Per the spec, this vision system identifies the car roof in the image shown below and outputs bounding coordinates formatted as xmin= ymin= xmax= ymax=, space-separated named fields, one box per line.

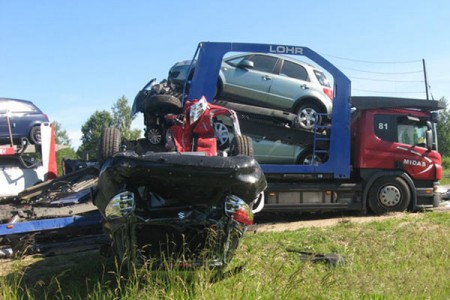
xmin=0 ymin=98 xmax=43 ymax=113
xmin=226 ymin=52 xmax=316 ymax=69
xmin=0 ymin=97 xmax=35 ymax=105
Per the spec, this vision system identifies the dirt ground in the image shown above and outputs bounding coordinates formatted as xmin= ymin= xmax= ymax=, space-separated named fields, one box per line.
xmin=252 ymin=211 xmax=413 ymax=233
xmin=251 ymin=202 xmax=450 ymax=233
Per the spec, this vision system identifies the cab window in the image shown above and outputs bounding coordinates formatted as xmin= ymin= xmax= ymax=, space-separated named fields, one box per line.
xmin=397 ymin=124 xmax=427 ymax=146
xmin=374 ymin=114 xmax=428 ymax=147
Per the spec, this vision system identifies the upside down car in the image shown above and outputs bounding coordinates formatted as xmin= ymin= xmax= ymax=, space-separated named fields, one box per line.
xmin=94 ymin=81 xmax=266 ymax=271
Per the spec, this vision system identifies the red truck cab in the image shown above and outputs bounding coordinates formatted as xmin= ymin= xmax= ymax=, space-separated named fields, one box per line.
xmin=351 ymin=97 xmax=443 ymax=213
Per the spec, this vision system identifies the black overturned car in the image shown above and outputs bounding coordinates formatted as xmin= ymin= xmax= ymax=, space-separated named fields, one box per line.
xmin=93 ymin=80 xmax=266 ymax=271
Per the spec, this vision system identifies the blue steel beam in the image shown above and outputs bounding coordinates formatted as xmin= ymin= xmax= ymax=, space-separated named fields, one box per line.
xmin=188 ymin=42 xmax=351 ymax=178
xmin=0 ymin=213 xmax=102 ymax=236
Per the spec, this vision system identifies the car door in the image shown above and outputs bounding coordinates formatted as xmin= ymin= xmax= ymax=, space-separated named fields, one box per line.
xmin=222 ymin=54 xmax=278 ymax=106
xmin=268 ymin=60 xmax=311 ymax=111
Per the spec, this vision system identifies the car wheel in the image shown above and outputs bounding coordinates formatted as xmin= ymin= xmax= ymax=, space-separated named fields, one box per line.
xmin=143 ymin=95 xmax=182 ymax=116
xmin=296 ymin=148 xmax=327 ymax=165
xmin=229 ymin=135 xmax=253 ymax=156
xmin=99 ymin=127 xmax=121 ymax=164
xmin=146 ymin=127 xmax=163 ymax=145
xmin=29 ymin=125 xmax=42 ymax=145
xmin=112 ymin=226 xmax=138 ymax=274
xmin=368 ymin=176 xmax=411 ymax=214
xmin=213 ymin=121 xmax=230 ymax=149
xmin=295 ymin=103 xmax=322 ymax=130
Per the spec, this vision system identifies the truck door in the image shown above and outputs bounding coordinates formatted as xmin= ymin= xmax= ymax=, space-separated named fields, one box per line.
xmin=370 ymin=113 xmax=438 ymax=180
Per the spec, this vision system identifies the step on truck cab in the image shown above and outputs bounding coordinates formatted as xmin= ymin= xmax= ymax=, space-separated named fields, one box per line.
xmin=186 ymin=42 xmax=443 ymax=214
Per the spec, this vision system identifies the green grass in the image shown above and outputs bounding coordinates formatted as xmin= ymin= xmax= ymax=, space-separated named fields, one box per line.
xmin=1 ymin=212 xmax=449 ymax=299
xmin=441 ymin=168 xmax=450 ymax=185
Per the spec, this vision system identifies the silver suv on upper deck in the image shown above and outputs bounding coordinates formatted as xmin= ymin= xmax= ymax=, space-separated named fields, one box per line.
xmin=168 ymin=53 xmax=334 ymax=130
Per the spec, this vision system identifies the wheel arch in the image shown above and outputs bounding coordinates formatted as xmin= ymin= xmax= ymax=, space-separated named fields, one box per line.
xmin=362 ymin=170 xmax=417 ymax=211
xmin=293 ymin=96 xmax=327 ymax=115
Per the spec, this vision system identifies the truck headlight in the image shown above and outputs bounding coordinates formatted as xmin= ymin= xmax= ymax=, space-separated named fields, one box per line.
xmin=105 ymin=191 xmax=135 ymax=220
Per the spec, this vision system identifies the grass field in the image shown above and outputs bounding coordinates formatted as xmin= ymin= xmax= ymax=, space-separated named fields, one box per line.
xmin=1 ymin=211 xmax=449 ymax=299
xmin=441 ymin=168 xmax=450 ymax=186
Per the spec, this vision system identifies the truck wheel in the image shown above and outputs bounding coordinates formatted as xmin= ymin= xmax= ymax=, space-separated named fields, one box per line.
xmin=29 ymin=125 xmax=42 ymax=145
xmin=229 ymin=135 xmax=254 ymax=156
xmin=368 ymin=176 xmax=411 ymax=214
xmin=99 ymin=127 xmax=121 ymax=164
xmin=295 ymin=103 xmax=322 ymax=130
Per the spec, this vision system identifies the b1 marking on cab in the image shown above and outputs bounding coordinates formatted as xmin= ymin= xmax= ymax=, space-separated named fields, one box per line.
xmin=269 ymin=45 xmax=303 ymax=55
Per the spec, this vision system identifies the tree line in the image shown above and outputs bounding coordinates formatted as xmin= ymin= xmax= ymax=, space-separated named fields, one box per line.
xmin=54 ymin=96 xmax=140 ymax=170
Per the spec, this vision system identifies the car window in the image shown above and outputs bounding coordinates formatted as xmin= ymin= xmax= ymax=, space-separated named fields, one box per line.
xmin=313 ymin=70 xmax=331 ymax=87
xmin=0 ymin=101 xmax=38 ymax=114
xmin=280 ymin=61 xmax=309 ymax=81
xmin=225 ymin=56 xmax=246 ymax=67
xmin=249 ymin=55 xmax=278 ymax=73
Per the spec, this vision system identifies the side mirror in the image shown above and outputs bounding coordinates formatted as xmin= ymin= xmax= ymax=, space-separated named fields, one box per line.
xmin=237 ymin=59 xmax=254 ymax=69
xmin=426 ymin=129 xmax=433 ymax=151
xmin=431 ymin=111 xmax=439 ymax=123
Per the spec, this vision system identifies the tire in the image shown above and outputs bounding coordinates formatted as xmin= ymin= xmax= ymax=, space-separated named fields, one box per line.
xmin=296 ymin=148 xmax=327 ymax=165
xmin=29 ymin=125 xmax=42 ymax=145
xmin=146 ymin=126 xmax=163 ymax=145
xmin=229 ymin=135 xmax=253 ymax=156
xmin=112 ymin=226 xmax=137 ymax=274
xmin=295 ymin=103 xmax=322 ymax=130
xmin=143 ymin=95 xmax=182 ymax=116
xmin=99 ymin=127 xmax=121 ymax=164
xmin=368 ymin=176 xmax=411 ymax=214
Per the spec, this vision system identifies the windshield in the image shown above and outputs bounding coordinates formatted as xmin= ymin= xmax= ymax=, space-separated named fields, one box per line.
xmin=398 ymin=123 xmax=428 ymax=147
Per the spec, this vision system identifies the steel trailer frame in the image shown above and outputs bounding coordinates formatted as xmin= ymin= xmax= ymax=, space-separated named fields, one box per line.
xmin=187 ymin=42 xmax=352 ymax=178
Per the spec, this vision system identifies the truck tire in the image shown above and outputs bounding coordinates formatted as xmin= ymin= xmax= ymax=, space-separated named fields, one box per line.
xmin=229 ymin=135 xmax=254 ymax=156
xmin=99 ymin=127 xmax=121 ymax=164
xmin=295 ymin=103 xmax=322 ymax=130
xmin=368 ymin=176 xmax=411 ymax=214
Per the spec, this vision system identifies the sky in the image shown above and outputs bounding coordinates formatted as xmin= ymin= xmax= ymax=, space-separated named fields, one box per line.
xmin=1 ymin=0 xmax=449 ymax=150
